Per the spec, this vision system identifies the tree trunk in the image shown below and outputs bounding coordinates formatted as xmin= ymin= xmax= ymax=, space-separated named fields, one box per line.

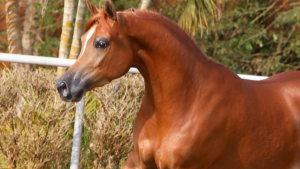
xmin=21 ymin=0 xmax=34 ymax=69
xmin=5 ymin=0 xmax=24 ymax=68
xmin=57 ymin=0 xmax=76 ymax=74
xmin=69 ymin=0 xmax=87 ymax=59
xmin=0 ymin=2 xmax=11 ymax=69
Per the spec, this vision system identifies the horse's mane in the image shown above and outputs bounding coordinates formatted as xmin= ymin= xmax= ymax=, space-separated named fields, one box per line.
xmin=123 ymin=8 xmax=200 ymax=50
xmin=85 ymin=8 xmax=199 ymax=48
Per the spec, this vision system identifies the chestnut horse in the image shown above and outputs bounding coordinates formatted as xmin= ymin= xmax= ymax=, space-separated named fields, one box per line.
xmin=57 ymin=1 xmax=300 ymax=168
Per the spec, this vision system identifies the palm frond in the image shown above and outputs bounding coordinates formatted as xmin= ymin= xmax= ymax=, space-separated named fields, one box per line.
xmin=178 ymin=0 xmax=197 ymax=35
xmin=178 ymin=0 xmax=222 ymax=36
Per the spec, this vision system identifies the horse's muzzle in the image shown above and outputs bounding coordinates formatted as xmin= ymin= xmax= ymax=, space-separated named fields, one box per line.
xmin=57 ymin=81 xmax=70 ymax=99
xmin=56 ymin=78 xmax=85 ymax=102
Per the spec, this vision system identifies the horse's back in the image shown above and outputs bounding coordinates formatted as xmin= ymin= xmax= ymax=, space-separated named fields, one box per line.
xmin=234 ymin=71 xmax=300 ymax=169
xmin=245 ymin=71 xmax=300 ymax=114
xmin=248 ymin=71 xmax=300 ymax=84
xmin=244 ymin=71 xmax=300 ymax=108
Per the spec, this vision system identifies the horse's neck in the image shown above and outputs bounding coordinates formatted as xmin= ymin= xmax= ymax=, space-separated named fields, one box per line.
xmin=125 ymin=13 xmax=216 ymax=118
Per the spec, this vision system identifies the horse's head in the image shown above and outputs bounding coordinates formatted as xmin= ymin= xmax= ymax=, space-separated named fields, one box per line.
xmin=56 ymin=0 xmax=133 ymax=102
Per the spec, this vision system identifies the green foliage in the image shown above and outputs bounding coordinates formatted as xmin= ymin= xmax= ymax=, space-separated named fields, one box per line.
xmin=31 ymin=0 xmax=139 ymax=57
xmin=154 ymin=0 xmax=300 ymax=76
xmin=194 ymin=0 xmax=300 ymax=76
xmin=113 ymin=0 xmax=140 ymax=10
xmin=158 ymin=0 xmax=186 ymax=21
xmin=0 ymin=30 xmax=8 ymax=52
xmin=25 ymin=0 xmax=64 ymax=57
xmin=37 ymin=37 xmax=60 ymax=57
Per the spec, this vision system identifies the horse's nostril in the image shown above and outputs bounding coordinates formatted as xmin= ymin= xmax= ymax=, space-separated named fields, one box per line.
xmin=60 ymin=82 xmax=68 ymax=97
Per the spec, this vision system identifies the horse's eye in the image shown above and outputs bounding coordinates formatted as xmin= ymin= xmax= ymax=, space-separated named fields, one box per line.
xmin=94 ymin=37 xmax=110 ymax=49
xmin=95 ymin=41 xmax=108 ymax=49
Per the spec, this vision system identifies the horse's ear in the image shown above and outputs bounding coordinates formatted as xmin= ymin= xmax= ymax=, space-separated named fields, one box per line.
xmin=104 ymin=0 xmax=117 ymax=21
xmin=86 ymin=0 xmax=100 ymax=15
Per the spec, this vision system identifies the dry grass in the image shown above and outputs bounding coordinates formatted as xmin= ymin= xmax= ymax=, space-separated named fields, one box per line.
xmin=0 ymin=68 xmax=144 ymax=168
xmin=83 ymin=73 xmax=144 ymax=168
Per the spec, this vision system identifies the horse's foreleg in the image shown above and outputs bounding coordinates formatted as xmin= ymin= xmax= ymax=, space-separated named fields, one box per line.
xmin=122 ymin=151 xmax=140 ymax=169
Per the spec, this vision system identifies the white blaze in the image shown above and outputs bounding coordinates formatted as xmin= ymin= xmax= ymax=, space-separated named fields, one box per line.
xmin=78 ymin=26 xmax=96 ymax=59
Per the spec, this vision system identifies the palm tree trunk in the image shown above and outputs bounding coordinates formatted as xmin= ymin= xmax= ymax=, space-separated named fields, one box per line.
xmin=22 ymin=0 xmax=33 ymax=56
xmin=5 ymin=0 xmax=24 ymax=68
xmin=21 ymin=0 xmax=33 ymax=69
xmin=69 ymin=0 xmax=87 ymax=59
xmin=57 ymin=0 xmax=76 ymax=74
xmin=0 ymin=4 xmax=10 ymax=69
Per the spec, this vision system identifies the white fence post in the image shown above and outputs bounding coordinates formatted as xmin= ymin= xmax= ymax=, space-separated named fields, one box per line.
xmin=70 ymin=96 xmax=85 ymax=169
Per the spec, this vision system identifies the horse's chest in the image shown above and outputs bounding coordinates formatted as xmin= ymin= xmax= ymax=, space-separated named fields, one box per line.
xmin=153 ymin=138 xmax=195 ymax=169
xmin=139 ymin=132 xmax=194 ymax=169
xmin=138 ymin=121 xmax=214 ymax=168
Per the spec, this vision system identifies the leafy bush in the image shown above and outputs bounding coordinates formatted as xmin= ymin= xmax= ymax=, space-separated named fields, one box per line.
xmin=196 ymin=0 xmax=300 ymax=76
xmin=154 ymin=0 xmax=300 ymax=76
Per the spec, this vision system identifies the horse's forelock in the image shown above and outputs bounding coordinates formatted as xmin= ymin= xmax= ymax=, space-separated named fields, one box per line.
xmin=85 ymin=15 xmax=101 ymax=32
xmin=84 ymin=13 xmax=118 ymax=40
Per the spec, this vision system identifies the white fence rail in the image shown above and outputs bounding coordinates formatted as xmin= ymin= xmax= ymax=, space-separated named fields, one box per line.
xmin=0 ymin=53 xmax=268 ymax=169
xmin=0 ymin=53 xmax=141 ymax=73
xmin=0 ymin=53 xmax=268 ymax=80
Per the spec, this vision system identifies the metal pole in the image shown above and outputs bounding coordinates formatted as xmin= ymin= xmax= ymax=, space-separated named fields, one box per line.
xmin=70 ymin=96 xmax=85 ymax=169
